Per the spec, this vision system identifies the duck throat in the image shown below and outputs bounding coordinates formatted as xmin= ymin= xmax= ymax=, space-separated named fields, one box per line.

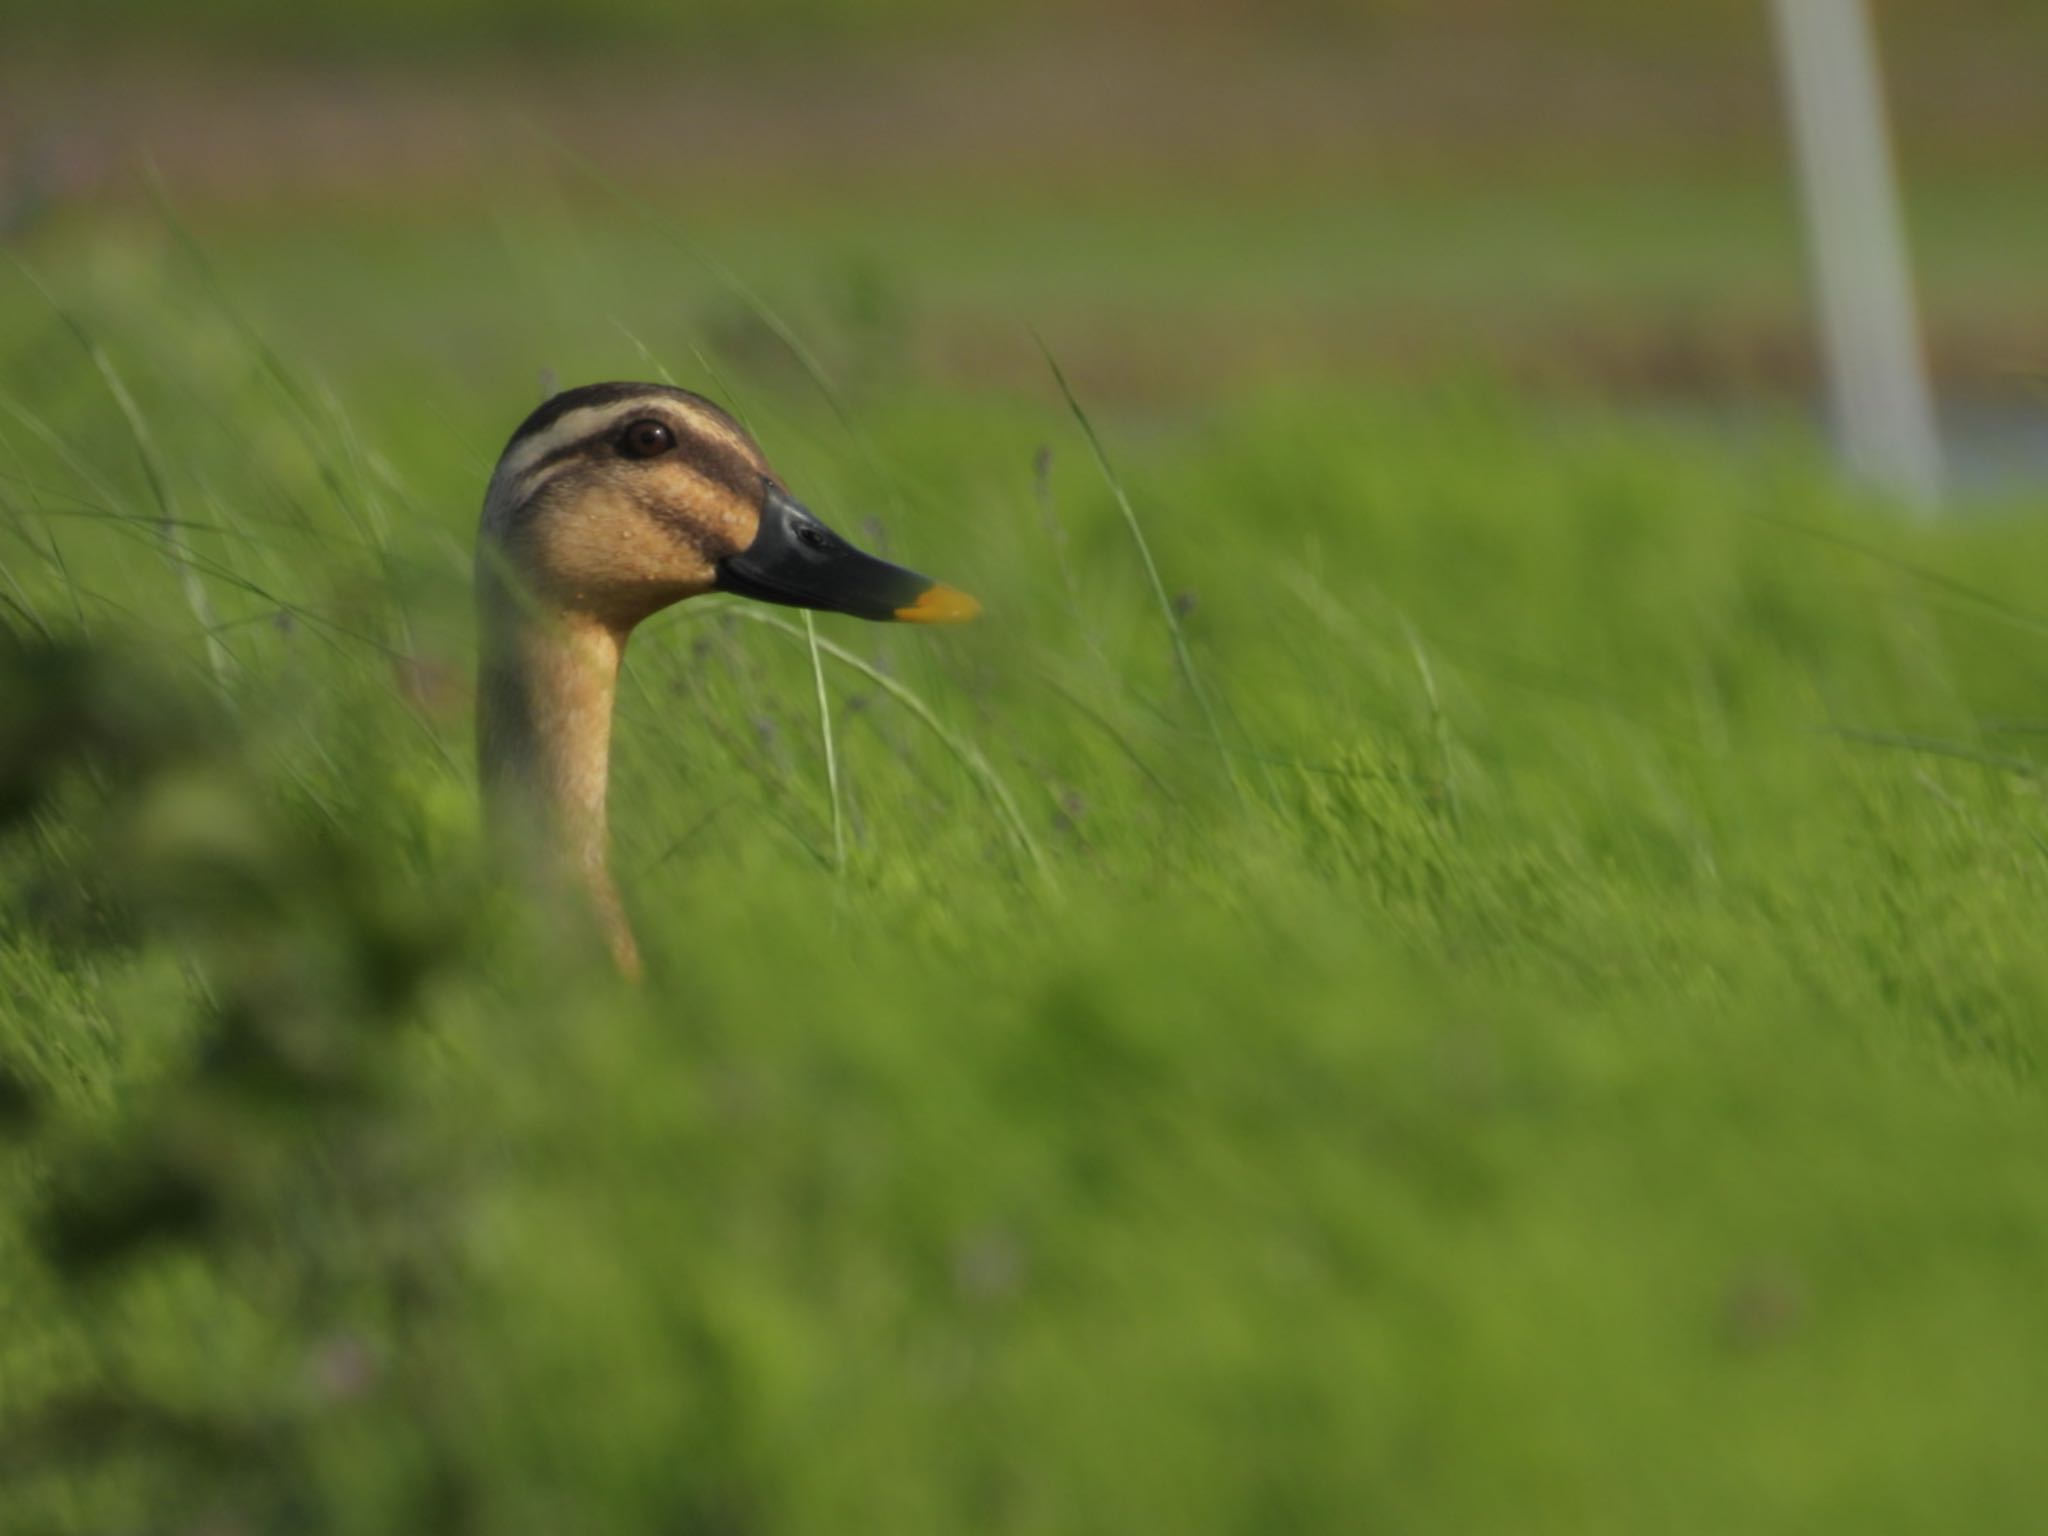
xmin=476 ymin=590 xmax=640 ymax=976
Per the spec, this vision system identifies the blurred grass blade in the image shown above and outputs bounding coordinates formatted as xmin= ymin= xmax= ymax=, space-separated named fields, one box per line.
xmin=803 ymin=610 xmax=848 ymax=874
xmin=5 ymin=256 xmax=233 ymax=686
xmin=1032 ymin=329 xmax=1248 ymax=808
xmin=712 ymin=605 xmax=1051 ymax=883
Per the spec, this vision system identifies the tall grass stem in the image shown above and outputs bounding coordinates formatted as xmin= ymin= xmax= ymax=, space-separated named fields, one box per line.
xmin=1032 ymin=330 xmax=1248 ymax=808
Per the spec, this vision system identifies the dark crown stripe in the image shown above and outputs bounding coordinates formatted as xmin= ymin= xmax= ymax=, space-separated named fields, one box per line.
xmin=501 ymin=382 xmax=769 ymax=504
xmin=501 ymin=381 xmax=746 ymax=455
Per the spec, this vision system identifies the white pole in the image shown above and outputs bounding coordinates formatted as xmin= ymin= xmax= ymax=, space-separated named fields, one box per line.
xmin=1769 ymin=0 xmax=1943 ymax=512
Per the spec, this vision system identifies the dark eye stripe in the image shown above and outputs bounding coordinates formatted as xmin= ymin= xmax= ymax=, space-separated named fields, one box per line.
xmin=504 ymin=381 xmax=747 ymax=455
xmin=621 ymin=419 xmax=676 ymax=458
xmin=670 ymin=433 xmax=762 ymax=502
xmin=516 ymin=415 xmax=762 ymax=503
xmin=519 ymin=437 xmax=602 ymax=481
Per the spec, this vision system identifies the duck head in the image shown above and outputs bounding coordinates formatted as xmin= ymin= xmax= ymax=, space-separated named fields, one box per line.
xmin=479 ymin=380 xmax=978 ymax=631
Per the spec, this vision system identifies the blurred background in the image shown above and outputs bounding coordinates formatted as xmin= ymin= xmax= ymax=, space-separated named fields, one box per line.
xmin=3 ymin=0 xmax=2043 ymax=473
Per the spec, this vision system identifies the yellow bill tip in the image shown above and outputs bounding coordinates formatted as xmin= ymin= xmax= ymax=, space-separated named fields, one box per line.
xmin=894 ymin=584 xmax=981 ymax=625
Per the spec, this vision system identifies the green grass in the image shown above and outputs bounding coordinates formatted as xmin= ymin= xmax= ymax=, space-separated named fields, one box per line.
xmin=22 ymin=167 xmax=2037 ymax=424
xmin=2 ymin=209 xmax=2048 ymax=1534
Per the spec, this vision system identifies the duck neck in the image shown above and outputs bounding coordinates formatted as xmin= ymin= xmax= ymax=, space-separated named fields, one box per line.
xmin=477 ymin=583 xmax=641 ymax=977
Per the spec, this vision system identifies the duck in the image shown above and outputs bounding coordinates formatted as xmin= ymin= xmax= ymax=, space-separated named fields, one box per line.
xmin=475 ymin=381 xmax=978 ymax=978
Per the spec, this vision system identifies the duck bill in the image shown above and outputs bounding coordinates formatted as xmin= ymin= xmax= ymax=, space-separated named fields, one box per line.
xmin=716 ymin=485 xmax=979 ymax=624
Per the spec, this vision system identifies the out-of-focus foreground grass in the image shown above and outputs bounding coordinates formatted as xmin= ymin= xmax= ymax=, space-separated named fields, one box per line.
xmin=1 ymin=210 xmax=2046 ymax=1531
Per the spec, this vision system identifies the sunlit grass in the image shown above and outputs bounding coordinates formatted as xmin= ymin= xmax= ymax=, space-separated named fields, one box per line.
xmin=2 ymin=218 xmax=2047 ymax=1534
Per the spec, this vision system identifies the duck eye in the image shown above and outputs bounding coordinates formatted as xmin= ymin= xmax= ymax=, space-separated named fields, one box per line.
xmin=620 ymin=419 xmax=676 ymax=459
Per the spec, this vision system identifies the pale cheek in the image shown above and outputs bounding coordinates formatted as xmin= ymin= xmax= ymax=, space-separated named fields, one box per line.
xmin=703 ymin=495 xmax=758 ymax=554
xmin=620 ymin=516 xmax=716 ymax=590
xmin=540 ymin=513 xmax=714 ymax=607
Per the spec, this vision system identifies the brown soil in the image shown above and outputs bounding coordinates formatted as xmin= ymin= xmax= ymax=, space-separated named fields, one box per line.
xmin=1 ymin=17 xmax=2041 ymax=209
